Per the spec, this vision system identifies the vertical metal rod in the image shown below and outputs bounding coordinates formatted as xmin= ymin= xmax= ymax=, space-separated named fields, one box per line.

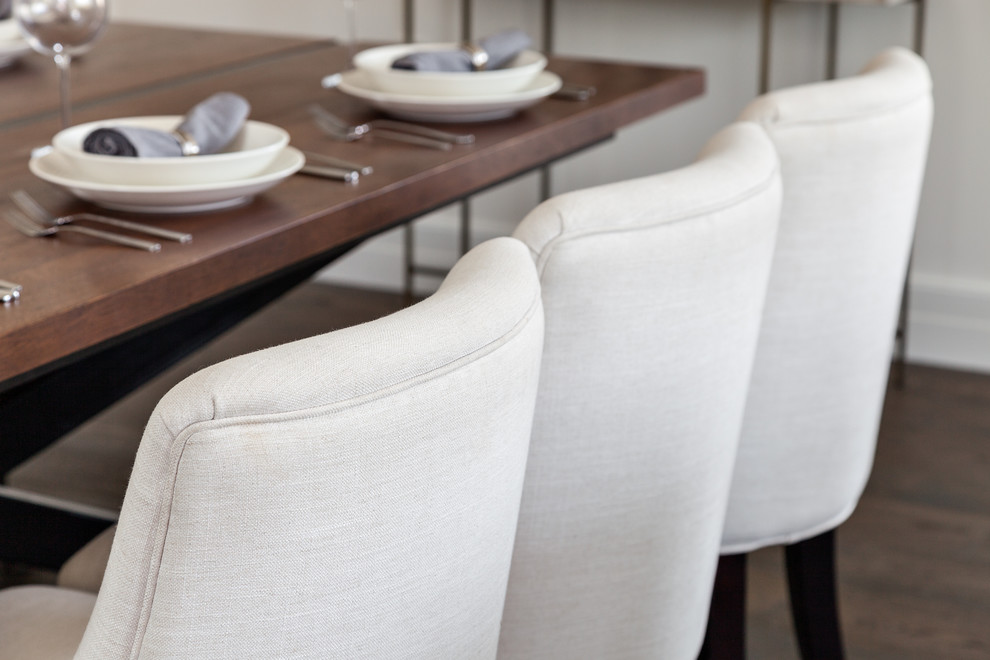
xmin=539 ymin=0 xmax=555 ymax=201
xmin=460 ymin=0 xmax=472 ymax=42
xmin=895 ymin=0 xmax=927 ymax=387
xmin=913 ymin=0 xmax=926 ymax=55
xmin=542 ymin=0 xmax=555 ymax=54
xmin=403 ymin=222 xmax=415 ymax=303
xmin=402 ymin=0 xmax=415 ymax=299
xmin=539 ymin=169 xmax=552 ymax=202
xmin=402 ymin=0 xmax=414 ymax=42
xmin=825 ymin=2 xmax=840 ymax=80
xmin=893 ymin=252 xmax=912 ymax=388
xmin=758 ymin=0 xmax=774 ymax=93
xmin=459 ymin=0 xmax=473 ymax=256
xmin=459 ymin=200 xmax=472 ymax=256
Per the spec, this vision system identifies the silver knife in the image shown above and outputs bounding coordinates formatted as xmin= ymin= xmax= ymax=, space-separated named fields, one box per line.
xmin=299 ymin=164 xmax=360 ymax=183
xmin=69 ymin=213 xmax=193 ymax=243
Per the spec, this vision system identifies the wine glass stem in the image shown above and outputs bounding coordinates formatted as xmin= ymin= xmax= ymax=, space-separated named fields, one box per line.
xmin=343 ymin=0 xmax=357 ymax=61
xmin=54 ymin=52 xmax=72 ymax=128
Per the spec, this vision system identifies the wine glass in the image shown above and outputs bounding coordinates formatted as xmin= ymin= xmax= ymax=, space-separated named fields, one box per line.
xmin=14 ymin=0 xmax=109 ymax=128
xmin=341 ymin=0 xmax=358 ymax=62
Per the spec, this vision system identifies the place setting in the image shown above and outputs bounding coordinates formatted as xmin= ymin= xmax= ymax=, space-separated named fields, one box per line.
xmin=25 ymin=92 xmax=306 ymax=215
xmin=325 ymin=29 xmax=566 ymax=123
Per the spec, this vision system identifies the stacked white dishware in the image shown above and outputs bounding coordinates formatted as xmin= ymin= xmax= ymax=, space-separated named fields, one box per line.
xmin=336 ymin=38 xmax=562 ymax=123
xmin=30 ymin=113 xmax=305 ymax=214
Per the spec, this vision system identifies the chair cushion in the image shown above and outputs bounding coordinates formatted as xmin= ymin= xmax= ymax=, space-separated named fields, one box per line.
xmin=501 ymin=123 xmax=781 ymax=659
xmin=722 ymin=48 xmax=932 ymax=552
xmin=74 ymin=237 xmax=544 ymax=659
xmin=0 ymin=585 xmax=96 ymax=660
xmin=56 ymin=526 xmax=116 ymax=593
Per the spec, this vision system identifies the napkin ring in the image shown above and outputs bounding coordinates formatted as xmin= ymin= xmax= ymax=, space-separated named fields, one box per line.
xmin=460 ymin=43 xmax=489 ymax=71
xmin=172 ymin=128 xmax=201 ymax=156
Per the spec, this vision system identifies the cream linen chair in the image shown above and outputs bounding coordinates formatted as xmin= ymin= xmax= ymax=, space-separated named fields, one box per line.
xmin=0 ymin=237 xmax=545 ymax=660
xmin=703 ymin=48 xmax=933 ymax=660
xmin=498 ymin=122 xmax=782 ymax=659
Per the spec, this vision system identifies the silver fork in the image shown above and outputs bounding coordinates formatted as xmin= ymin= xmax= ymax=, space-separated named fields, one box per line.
xmin=11 ymin=190 xmax=191 ymax=243
xmin=4 ymin=207 xmax=162 ymax=252
xmin=312 ymin=110 xmax=450 ymax=150
xmin=308 ymin=105 xmax=474 ymax=150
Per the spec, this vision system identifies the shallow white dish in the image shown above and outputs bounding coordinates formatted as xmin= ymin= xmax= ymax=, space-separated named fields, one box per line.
xmin=30 ymin=146 xmax=304 ymax=214
xmin=336 ymin=70 xmax=562 ymax=123
xmin=0 ymin=19 xmax=22 ymax=42
xmin=0 ymin=20 xmax=31 ymax=69
xmin=354 ymin=43 xmax=546 ymax=97
xmin=52 ymin=117 xmax=290 ymax=186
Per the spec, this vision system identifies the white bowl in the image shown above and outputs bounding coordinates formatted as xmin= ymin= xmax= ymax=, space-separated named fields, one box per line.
xmin=353 ymin=43 xmax=547 ymax=97
xmin=1 ymin=19 xmax=23 ymax=42
xmin=51 ymin=117 xmax=290 ymax=186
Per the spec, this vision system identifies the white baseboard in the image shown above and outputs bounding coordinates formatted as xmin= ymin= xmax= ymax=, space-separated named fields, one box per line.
xmin=907 ymin=272 xmax=990 ymax=374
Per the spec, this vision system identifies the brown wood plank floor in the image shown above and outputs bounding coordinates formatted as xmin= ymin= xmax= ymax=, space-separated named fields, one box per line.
xmin=3 ymin=282 xmax=990 ymax=659
xmin=749 ymin=363 xmax=990 ymax=659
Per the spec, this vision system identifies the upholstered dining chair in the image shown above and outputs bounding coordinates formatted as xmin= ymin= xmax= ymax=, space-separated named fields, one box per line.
xmin=0 ymin=237 xmax=545 ymax=660
xmin=497 ymin=122 xmax=782 ymax=659
xmin=703 ymin=47 xmax=933 ymax=660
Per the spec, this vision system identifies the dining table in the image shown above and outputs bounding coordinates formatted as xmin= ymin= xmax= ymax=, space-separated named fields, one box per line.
xmin=0 ymin=23 xmax=704 ymax=567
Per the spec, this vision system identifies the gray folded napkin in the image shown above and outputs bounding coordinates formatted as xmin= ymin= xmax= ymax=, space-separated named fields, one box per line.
xmin=392 ymin=29 xmax=532 ymax=72
xmin=82 ymin=92 xmax=251 ymax=158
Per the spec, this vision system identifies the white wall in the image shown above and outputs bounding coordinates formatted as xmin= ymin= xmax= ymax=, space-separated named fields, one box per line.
xmin=111 ymin=0 xmax=990 ymax=373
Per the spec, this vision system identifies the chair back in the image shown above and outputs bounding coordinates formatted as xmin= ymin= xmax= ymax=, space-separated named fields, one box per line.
xmin=723 ymin=47 xmax=933 ymax=553
xmin=499 ymin=122 xmax=782 ymax=659
xmin=75 ymin=237 xmax=545 ymax=659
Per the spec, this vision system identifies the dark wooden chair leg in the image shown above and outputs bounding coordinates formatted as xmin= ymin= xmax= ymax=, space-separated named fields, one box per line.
xmin=699 ymin=553 xmax=747 ymax=660
xmin=785 ymin=529 xmax=845 ymax=660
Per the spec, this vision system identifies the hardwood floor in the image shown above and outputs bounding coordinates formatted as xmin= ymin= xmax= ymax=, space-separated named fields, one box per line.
xmin=748 ymin=364 xmax=990 ymax=659
xmin=3 ymin=282 xmax=989 ymax=658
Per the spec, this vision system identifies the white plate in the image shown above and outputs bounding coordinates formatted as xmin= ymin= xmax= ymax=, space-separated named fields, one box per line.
xmin=354 ymin=44 xmax=546 ymax=97
xmin=0 ymin=20 xmax=31 ymax=69
xmin=29 ymin=147 xmax=305 ymax=214
xmin=336 ymin=70 xmax=562 ymax=123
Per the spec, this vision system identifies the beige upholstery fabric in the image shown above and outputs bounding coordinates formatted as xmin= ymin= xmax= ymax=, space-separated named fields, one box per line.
xmin=722 ymin=48 xmax=933 ymax=553
xmin=0 ymin=586 xmax=96 ymax=660
xmin=0 ymin=237 xmax=544 ymax=660
xmin=500 ymin=123 xmax=782 ymax=659
xmin=56 ymin=526 xmax=115 ymax=594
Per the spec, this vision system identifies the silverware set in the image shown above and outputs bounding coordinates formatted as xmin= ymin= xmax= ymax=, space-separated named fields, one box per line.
xmin=303 ymin=105 xmax=474 ymax=182
xmin=11 ymin=190 xmax=191 ymax=243
xmin=553 ymin=82 xmax=597 ymax=101
xmin=299 ymin=152 xmax=373 ymax=184
xmin=5 ymin=206 xmax=162 ymax=251
xmin=1 ymin=279 xmax=21 ymax=304
xmin=309 ymin=104 xmax=474 ymax=151
xmin=3 ymin=190 xmax=191 ymax=251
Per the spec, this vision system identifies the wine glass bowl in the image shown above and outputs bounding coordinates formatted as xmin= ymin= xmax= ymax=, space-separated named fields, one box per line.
xmin=14 ymin=0 xmax=108 ymax=127
xmin=15 ymin=0 xmax=107 ymax=55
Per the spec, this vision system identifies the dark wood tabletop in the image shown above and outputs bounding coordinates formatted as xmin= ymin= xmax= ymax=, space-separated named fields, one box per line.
xmin=0 ymin=23 xmax=704 ymax=391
